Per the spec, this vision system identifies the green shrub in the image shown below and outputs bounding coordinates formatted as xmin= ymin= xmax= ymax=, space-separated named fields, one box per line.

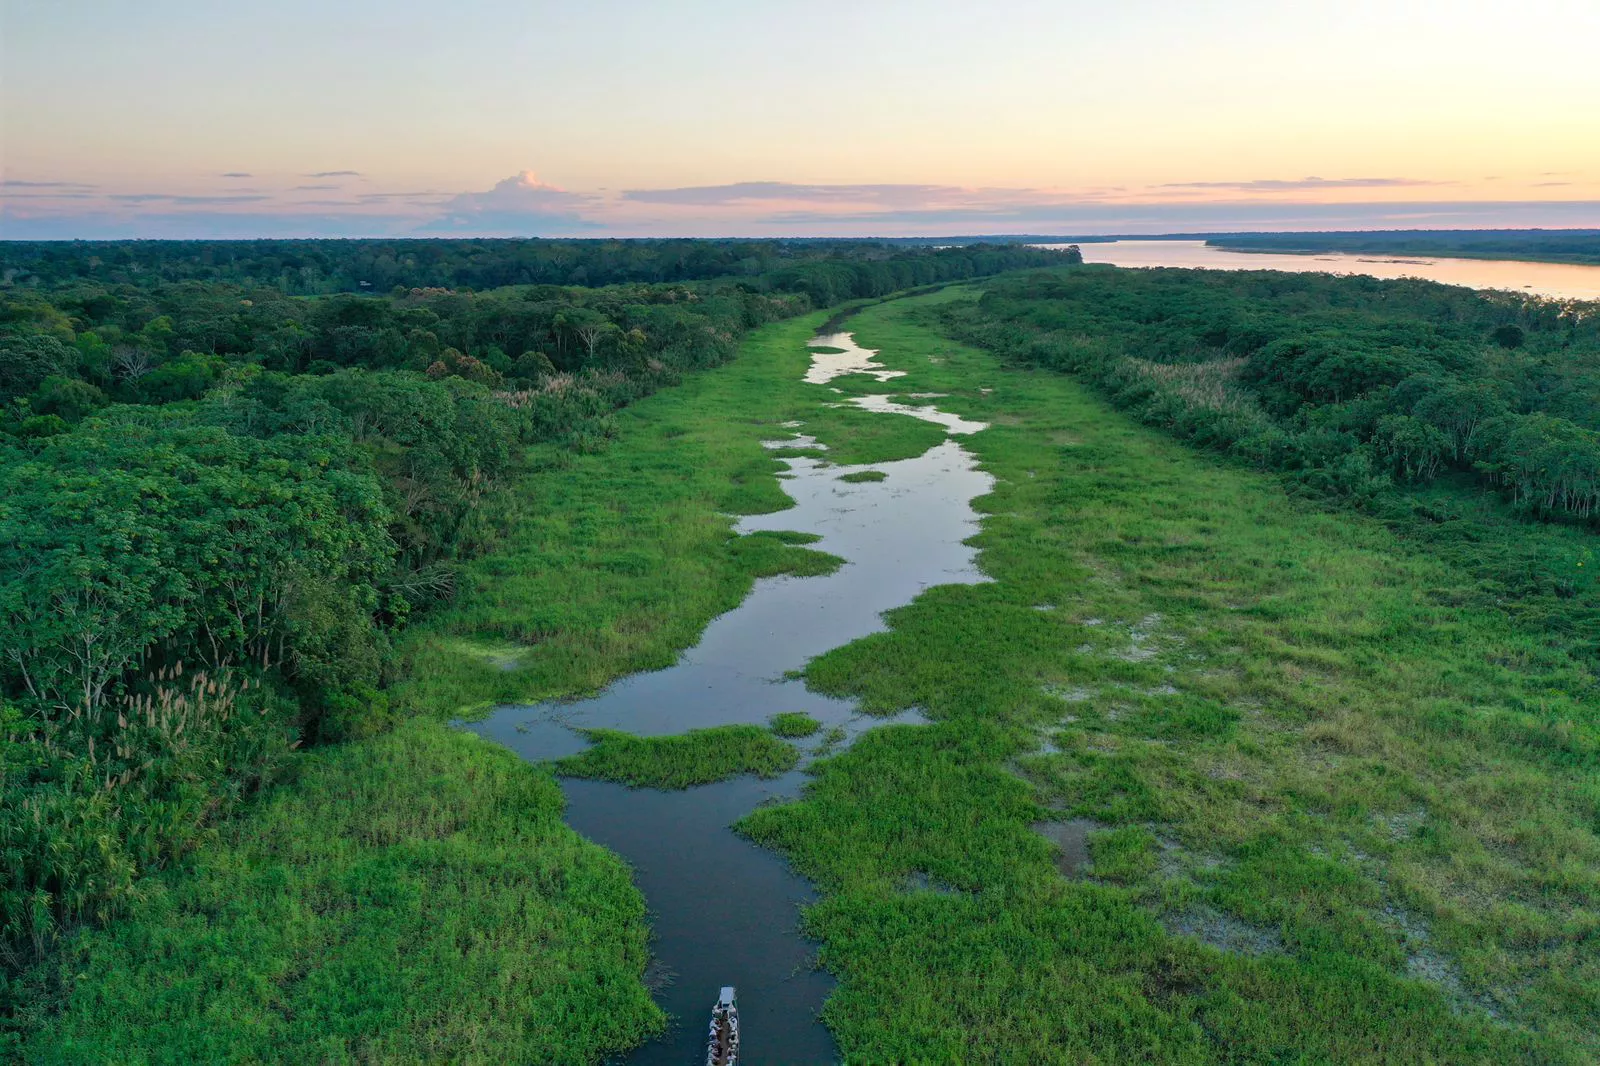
xmin=11 ymin=721 xmax=663 ymax=1064
xmin=1 ymin=670 xmax=296 ymax=965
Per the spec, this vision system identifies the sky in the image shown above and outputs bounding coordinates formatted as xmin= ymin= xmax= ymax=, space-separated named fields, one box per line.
xmin=3 ymin=0 xmax=1599 ymax=239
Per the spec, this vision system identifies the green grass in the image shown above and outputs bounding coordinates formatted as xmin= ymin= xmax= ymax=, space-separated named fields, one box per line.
xmin=837 ymin=469 xmax=888 ymax=483
xmin=728 ymin=530 xmax=844 ymax=579
xmin=391 ymin=311 xmax=941 ymax=720
xmin=769 ymin=711 xmax=824 ymax=738
xmin=16 ymin=720 xmax=663 ymax=1065
xmin=555 ymin=725 xmax=800 ymax=789
xmin=731 ymin=291 xmax=1595 ymax=1062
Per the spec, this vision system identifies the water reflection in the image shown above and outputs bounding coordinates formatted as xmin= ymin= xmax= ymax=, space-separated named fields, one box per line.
xmin=838 ymin=394 xmax=988 ymax=434
xmin=564 ymin=771 xmax=835 ymax=1065
xmin=804 ymin=330 xmax=905 ymax=384
xmin=1032 ymin=239 xmax=1600 ymax=300
xmin=473 ymin=438 xmax=991 ymax=760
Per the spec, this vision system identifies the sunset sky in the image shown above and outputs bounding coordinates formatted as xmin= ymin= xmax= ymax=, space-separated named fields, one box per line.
xmin=4 ymin=0 xmax=1599 ymax=238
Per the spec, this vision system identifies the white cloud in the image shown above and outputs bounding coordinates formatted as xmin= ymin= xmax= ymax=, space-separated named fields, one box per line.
xmin=417 ymin=171 xmax=598 ymax=235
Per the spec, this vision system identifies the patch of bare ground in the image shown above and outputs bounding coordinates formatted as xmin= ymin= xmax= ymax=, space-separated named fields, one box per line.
xmin=1033 ymin=818 xmax=1106 ymax=877
xmin=1162 ymin=905 xmax=1283 ymax=956
xmin=900 ymin=871 xmax=965 ymax=895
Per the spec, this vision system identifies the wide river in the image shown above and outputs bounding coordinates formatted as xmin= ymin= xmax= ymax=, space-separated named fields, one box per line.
xmin=1033 ymin=239 xmax=1600 ymax=301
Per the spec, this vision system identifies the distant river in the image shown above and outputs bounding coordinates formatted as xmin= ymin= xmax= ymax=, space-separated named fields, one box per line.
xmin=1031 ymin=239 xmax=1600 ymax=301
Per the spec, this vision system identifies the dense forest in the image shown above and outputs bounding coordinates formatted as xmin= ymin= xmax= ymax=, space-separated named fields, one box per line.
xmin=1208 ymin=229 xmax=1600 ymax=265
xmin=938 ymin=266 xmax=1600 ymax=648
xmin=0 ymin=237 xmax=1077 ymax=297
xmin=945 ymin=267 xmax=1600 ymax=520
xmin=0 ymin=240 xmax=1073 ymax=989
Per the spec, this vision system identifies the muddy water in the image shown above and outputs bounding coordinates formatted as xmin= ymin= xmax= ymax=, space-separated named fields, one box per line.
xmin=470 ymin=332 xmax=991 ymax=1064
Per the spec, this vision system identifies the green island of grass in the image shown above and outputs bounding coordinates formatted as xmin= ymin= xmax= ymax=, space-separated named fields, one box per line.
xmin=729 ymin=530 xmax=843 ymax=579
xmin=556 ymin=724 xmax=800 ymax=789
xmin=769 ymin=711 xmax=824 ymax=738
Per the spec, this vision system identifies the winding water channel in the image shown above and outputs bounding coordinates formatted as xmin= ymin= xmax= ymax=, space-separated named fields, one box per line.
xmin=465 ymin=247 xmax=1591 ymax=1061
xmin=470 ymin=330 xmax=992 ymax=1064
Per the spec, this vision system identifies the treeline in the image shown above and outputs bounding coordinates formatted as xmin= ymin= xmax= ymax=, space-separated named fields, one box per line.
xmin=0 ymin=239 xmax=1065 ymax=976
xmin=1208 ymin=229 xmax=1600 ymax=266
xmin=0 ymin=237 xmax=1074 ymax=295
xmin=767 ymin=243 xmax=1076 ymax=306
xmin=942 ymin=267 xmax=1600 ymax=522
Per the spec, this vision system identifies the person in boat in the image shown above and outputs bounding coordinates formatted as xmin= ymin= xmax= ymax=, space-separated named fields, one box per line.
xmin=707 ymin=987 xmax=739 ymax=1065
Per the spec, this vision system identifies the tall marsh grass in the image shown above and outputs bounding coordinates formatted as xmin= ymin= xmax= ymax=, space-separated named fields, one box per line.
xmin=2 ymin=666 xmax=295 ymax=969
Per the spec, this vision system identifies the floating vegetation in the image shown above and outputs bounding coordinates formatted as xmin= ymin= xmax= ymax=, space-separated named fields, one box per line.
xmin=556 ymin=725 xmax=800 ymax=789
xmin=769 ymin=712 xmax=824 ymax=738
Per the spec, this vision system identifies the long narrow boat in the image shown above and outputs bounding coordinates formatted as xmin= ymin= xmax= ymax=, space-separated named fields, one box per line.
xmin=705 ymin=986 xmax=740 ymax=1066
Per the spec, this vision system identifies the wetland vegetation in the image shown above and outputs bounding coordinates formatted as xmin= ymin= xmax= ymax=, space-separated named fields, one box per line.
xmin=5 ymin=242 xmax=1596 ymax=1062
xmin=770 ymin=712 xmax=824 ymax=738
xmin=740 ymin=290 xmax=1597 ymax=1061
xmin=555 ymin=725 xmax=801 ymax=789
xmin=13 ymin=721 xmax=665 ymax=1063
